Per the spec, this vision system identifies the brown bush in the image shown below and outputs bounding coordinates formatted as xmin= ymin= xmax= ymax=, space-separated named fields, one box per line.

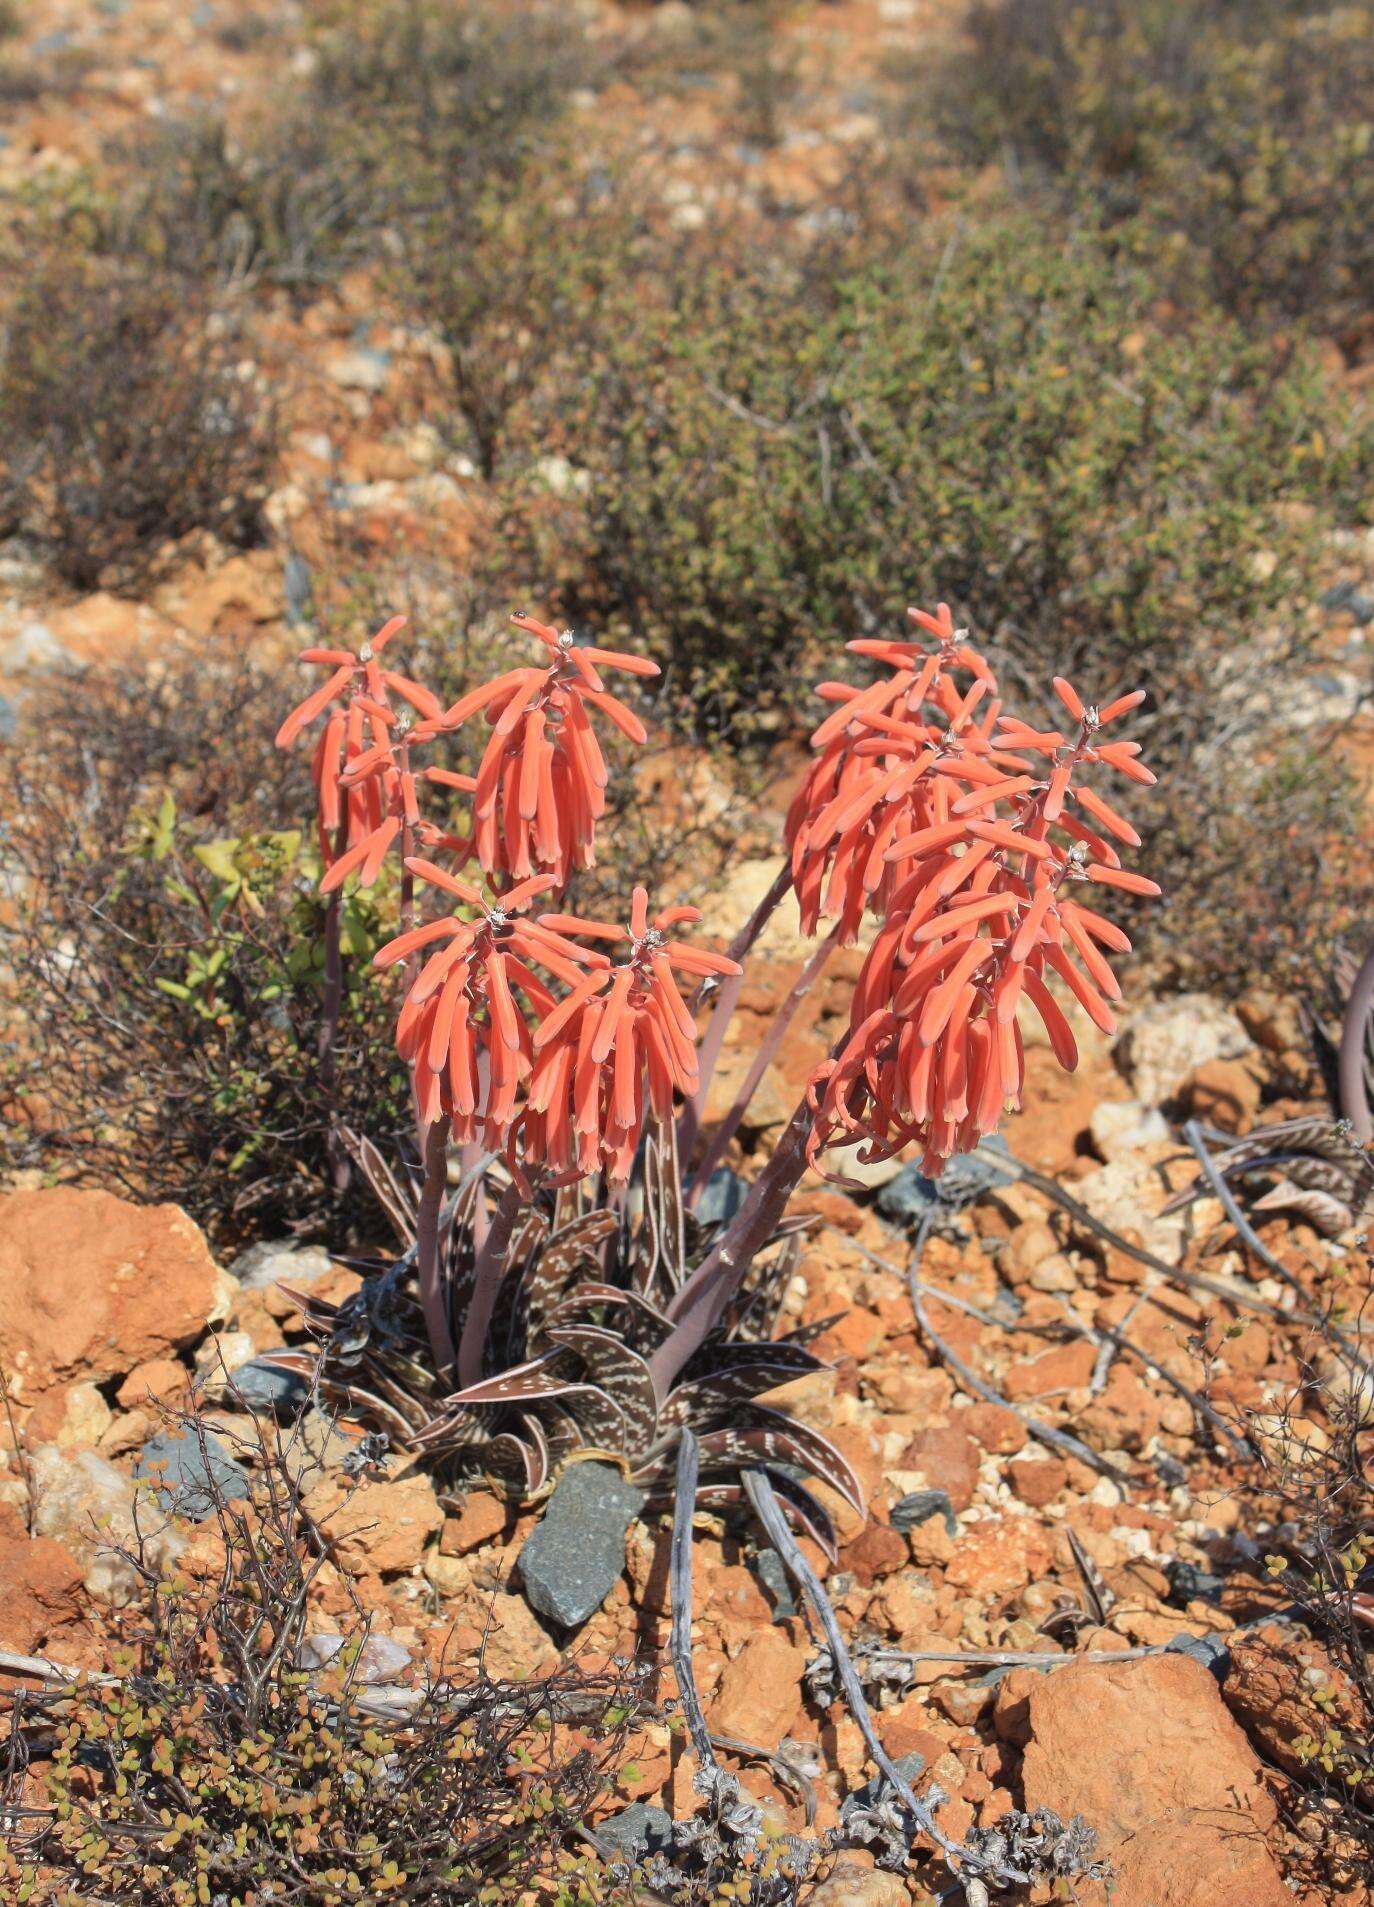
xmin=0 ymin=259 xmax=276 ymax=589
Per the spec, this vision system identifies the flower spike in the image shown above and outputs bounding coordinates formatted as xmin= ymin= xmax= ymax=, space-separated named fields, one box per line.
xmin=436 ymin=613 xmax=661 ymax=892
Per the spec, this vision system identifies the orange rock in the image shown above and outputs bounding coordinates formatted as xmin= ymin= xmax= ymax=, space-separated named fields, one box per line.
xmin=305 ymin=1472 xmax=443 ymax=1576
xmin=1007 ymin=1456 xmax=1067 ymax=1507
xmin=116 ymin=1357 xmax=188 ymax=1408
xmin=440 ymin=1490 xmax=511 ymax=1556
xmin=1181 ymin=1057 xmax=1263 ymax=1134
xmin=1078 ymin=1362 xmax=1167 ymax=1450
xmin=945 ymin=1517 xmax=1053 ymax=1601
xmin=1003 ymin=1340 xmax=1097 ymax=1402
xmin=840 ymin=1521 xmax=907 ymax=1586
xmin=708 ymin=1628 xmax=807 ymax=1746
xmin=900 ymin=1423 xmax=982 ymax=1513
xmin=0 ymin=1190 xmax=222 ymax=1397
xmin=25 ymin=1380 xmax=111 ymax=1448
xmin=1224 ymin=1627 xmax=1368 ymax=1785
xmin=962 ymin=1403 xmax=1029 ymax=1455
xmin=809 ymin=1863 xmax=910 ymax=1907
xmin=0 ymin=1527 xmax=85 ymax=1653
xmin=1018 ymin=1653 xmax=1289 ymax=1907
xmin=703 ymin=1563 xmax=773 ymax=1627
xmin=1001 ymin=1219 xmax=1061 ymax=1284
xmin=813 ymin=1306 xmax=886 ymax=1362
xmin=877 ymin=1704 xmax=949 ymax=1766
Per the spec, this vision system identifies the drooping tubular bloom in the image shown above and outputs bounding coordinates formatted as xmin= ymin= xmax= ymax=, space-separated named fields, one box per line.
xmin=374 ymin=865 xmax=610 ymax=1149
xmin=519 ymin=887 xmax=742 ymax=1182
xmin=785 ymin=604 xmax=1011 ymax=943
xmin=319 ymin=720 xmax=474 ymax=895
xmin=275 ymin=615 xmax=445 ymax=878
xmin=435 ymin=613 xmax=660 ymax=890
xmin=803 ymin=609 xmax=1160 ymax=1177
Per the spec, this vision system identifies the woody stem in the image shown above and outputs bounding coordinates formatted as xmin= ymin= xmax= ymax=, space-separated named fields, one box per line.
xmin=415 ymin=1118 xmax=456 ymax=1381
xmin=677 ymin=859 xmax=792 ymax=1161
xmin=458 ymin=1177 xmax=525 ymax=1387
xmin=319 ymin=813 xmax=349 ymax=1194
xmin=686 ymin=922 xmax=840 ymax=1207
xmin=650 ymin=1087 xmax=817 ymax=1394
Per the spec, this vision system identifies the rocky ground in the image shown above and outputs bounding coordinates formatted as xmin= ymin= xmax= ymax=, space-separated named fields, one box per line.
xmin=1 ymin=967 xmax=1368 ymax=1905
xmin=1 ymin=1 xmax=1373 ymax=1903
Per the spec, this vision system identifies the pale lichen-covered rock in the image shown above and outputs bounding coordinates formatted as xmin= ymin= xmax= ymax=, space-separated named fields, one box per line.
xmin=24 ymin=1443 xmax=183 ymax=1604
xmin=1115 ymin=994 xmax=1254 ymax=1108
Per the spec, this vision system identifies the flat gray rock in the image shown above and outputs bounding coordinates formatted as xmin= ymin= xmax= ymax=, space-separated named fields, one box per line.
xmin=877 ymin=1135 xmax=1014 ymax=1226
xmin=598 ymin=1801 xmax=675 ymax=1861
xmin=230 ymin=1357 xmax=310 ymax=1418
xmin=517 ymin=1461 xmax=645 ymax=1629
xmin=134 ymin=1428 xmax=249 ymax=1523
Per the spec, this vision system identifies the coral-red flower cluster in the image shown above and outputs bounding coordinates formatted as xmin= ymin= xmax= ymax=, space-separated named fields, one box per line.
xmin=276 ymin=615 xmax=449 ymax=885
xmin=438 ymin=613 xmax=660 ymax=889
xmin=522 ymin=887 xmax=739 ymax=1181
xmin=279 ymin=610 xmax=743 ymax=1182
xmin=799 ymin=605 xmax=1159 ymax=1177
xmin=280 ymin=598 xmax=1155 ymax=1197
xmin=372 ymin=870 xmax=739 ymax=1183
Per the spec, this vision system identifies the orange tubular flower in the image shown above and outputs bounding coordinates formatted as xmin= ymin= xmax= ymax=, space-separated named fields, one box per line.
xmin=319 ymin=720 xmax=474 ymax=895
xmin=375 ymin=865 xmax=609 ymax=1150
xmin=519 ymin=886 xmax=741 ymax=1183
xmin=434 ymin=613 xmax=660 ymax=891
xmin=785 ymin=603 xmax=1020 ymax=943
xmin=276 ymin=614 xmax=445 ymax=877
xmin=804 ymin=616 xmax=1160 ymax=1179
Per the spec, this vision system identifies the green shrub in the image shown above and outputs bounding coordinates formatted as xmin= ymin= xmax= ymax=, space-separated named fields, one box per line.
xmin=0 ymin=258 xmax=276 ymax=588
xmin=97 ymin=111 xmax=383 ymax=294
xmin=498 ymin=209 xmax=1371 ymax=977
xmin=0 ymin=657 xmax=413 ymax=1245
xmin=407 ymin=163 xmax=658 ymax=479
xmin=929 ymin=0 xmax=1374 ymax=332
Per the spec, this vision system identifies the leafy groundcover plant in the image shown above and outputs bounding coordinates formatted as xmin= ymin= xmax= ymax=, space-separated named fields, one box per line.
xmin=264 ymin=599 xmax=1158 ymax=1552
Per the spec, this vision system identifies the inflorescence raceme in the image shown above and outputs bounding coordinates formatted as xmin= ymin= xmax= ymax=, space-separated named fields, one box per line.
xmin=276 ymin=601 xmax=1156 ymax=1374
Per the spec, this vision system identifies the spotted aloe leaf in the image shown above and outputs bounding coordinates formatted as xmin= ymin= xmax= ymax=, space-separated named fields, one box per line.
xmin=692 ymin=1408 xmax=863 ymax=1517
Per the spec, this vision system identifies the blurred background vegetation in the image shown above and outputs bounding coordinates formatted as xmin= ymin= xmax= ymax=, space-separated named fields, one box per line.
xmin=0 ymin=0 xmax=1370 ymax=1238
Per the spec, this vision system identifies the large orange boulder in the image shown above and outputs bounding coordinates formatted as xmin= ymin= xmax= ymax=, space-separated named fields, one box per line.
xmin=0 ymin=1189 xmax=224 ymax=1398
xmin=1009 ymin=1652 xmax=1289 ymax=1907
xmin=0 ymin=1504 xmax=84 ymax=1653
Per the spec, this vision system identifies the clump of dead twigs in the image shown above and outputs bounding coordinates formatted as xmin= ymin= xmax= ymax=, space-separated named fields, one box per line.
xmin=0 ymin=1402 xmax=649 ymax=1906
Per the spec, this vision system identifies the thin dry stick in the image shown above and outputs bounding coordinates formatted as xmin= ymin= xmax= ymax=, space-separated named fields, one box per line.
xmin=837 ymin=1230 xmax=1122 ymax=1472
xmin=742 ymin=1468 xmax=1030 ymax=1894
xmin=833 ymin=1643 xmax=1162 ymax=1673
xmin=908 ymin=1273 xmax=1130 ymax=1485
xmin=845 ymin=1218 xmax=1250 ymax=1463
xmin=1004 ymin=1153 xmax=1316 ymax=1327
xmin=1092 ymin=1282 xmax=1151 ymax=1393
xmin=669 ymin=1429 xmax=719 ymax=1775
xmin=1061 ymin=1299 xmax=1254 ymax=1462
